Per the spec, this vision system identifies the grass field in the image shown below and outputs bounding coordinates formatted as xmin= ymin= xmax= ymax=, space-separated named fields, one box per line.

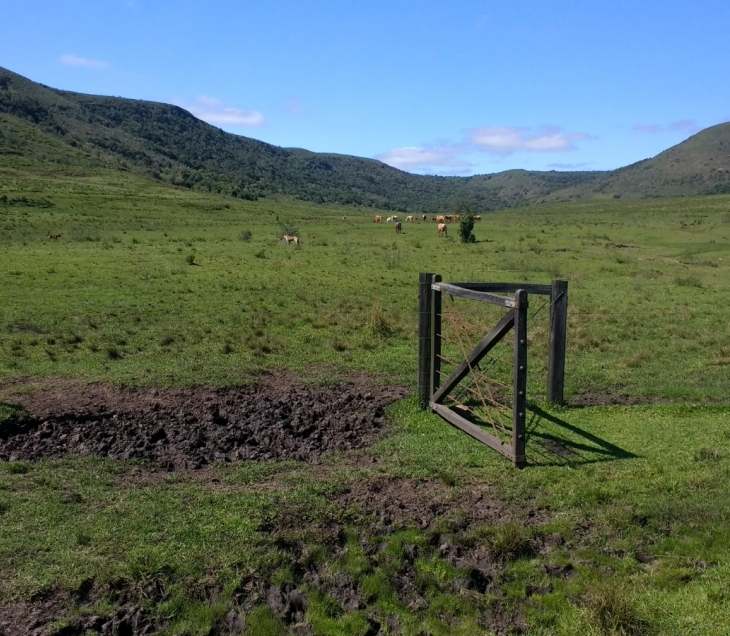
xmin=2 ymin=166 xmax=730 ymax=634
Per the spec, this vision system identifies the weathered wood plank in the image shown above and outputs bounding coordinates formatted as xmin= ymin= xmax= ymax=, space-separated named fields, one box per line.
xmin=432 ymin=283 xmax=524 ymax=308
xmin=449 ymin=282 xmax=551 ymax=296
xmin=512 ymin=289 xmax=528 ymax=467
xmin=547 ymin=280 xmax=568 ymax=405
xmin=430 ymin=274 xmax=442 ymax=399
xmin=431 ymin=310 xmax=515 ymax=405
xmin=417 ymin=273 xmax=435 ymax=409
xmin=431 ymin=402 xmax=516 ymax=462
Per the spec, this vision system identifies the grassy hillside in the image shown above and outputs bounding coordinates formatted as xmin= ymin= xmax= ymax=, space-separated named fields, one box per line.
xmin=594 ymin=122 xmax=730 ymax=197
xmin=4 ymin=66 xmax=730 ymax=213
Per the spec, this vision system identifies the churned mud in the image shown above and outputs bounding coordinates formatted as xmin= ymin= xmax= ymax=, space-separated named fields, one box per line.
xmin=0 ymin=373 xmax=409 ymax=468
xmin=0 ymin=376 xmax=558 ymax=635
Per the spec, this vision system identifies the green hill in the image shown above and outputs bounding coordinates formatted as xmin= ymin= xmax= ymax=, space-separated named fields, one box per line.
xmin=2 ymin=65 xmax=730 ymax=211
xmin=590 ymin=122 xmax=730 ymax=197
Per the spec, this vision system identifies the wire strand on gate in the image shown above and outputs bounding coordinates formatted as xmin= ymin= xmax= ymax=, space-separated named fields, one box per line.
xmin=445 ymin=298 xmax=511 ymax=438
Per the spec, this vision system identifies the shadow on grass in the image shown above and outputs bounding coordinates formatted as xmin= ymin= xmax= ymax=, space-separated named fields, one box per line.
xmin=524 ymin=403 xmax=639 ymax=468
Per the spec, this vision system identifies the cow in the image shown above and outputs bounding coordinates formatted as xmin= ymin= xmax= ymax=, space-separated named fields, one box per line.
xmin=405 ymin=215 xmax=416 ymax=223
xmin=474 ymin=215 xmax=482 ymax=221
xmin=444 ymin=215 xmax=454 ymax=222
xmin=386 ymin=216 xmax=394 ymax=223
xmin=422 ymin=214 xmax=427 ymax=221
xmin=435 ymin=215 xmax=446 ymax=223
xmin=395 ymin=221 xmax=402 ymax=234
xmin=374 ymin=215 xmax=383 ymax=223
xmin=454 ymin=215 xmax=461 ymax=221
xmin=282 ymin=234 xmax=300 ymax=246
xmin=46 ymin=234 xmax=62 ymax=241
xmin=342 ymin=216 xmax=347 ymax=221
xmin=438 ymin=223 xmax=447 ymax=237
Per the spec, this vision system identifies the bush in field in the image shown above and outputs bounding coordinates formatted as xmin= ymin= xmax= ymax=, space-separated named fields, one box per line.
xmin=185 ymin=253 xmax=196 ymax=265
xmin=239 ymin=230 xmax=252 ymax=242
xmin=456 ymin=200 xmax=476 ymax=243
xmin=276 ymin=216 xmax=299 ymax=238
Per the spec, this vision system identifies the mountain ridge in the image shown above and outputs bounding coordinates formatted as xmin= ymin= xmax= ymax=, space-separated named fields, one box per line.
xmin=2 ymin=66 xmax=729 ymax=211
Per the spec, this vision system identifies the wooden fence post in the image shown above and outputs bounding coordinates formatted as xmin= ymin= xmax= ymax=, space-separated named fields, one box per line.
xmin=547 ymin=279 xmax=568 ymax=405
xmin=513 ymin=289 xmax=528 ymax=467
xmin=430 ymin=274 xmax=442 ymax=403
xmin=417 ymin=273 xmax=435 ymax=409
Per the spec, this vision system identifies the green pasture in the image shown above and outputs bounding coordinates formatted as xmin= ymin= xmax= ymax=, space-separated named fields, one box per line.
xmin=2 ymin=169 xmax=730 ymax=634
xmin=1 ymin=173 xmax=730 ymax=400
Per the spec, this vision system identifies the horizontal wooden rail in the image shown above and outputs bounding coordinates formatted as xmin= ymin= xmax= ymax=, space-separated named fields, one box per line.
xmin=432 ymin=283 xmax=528 ymax=309
xmin=449 ymin=282 xmax=551 ymax=296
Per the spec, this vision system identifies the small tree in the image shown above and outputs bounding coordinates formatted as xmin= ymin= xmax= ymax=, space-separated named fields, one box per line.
xmin=276 ymin=215 xmax=299 ymax=239
xmin=456 ymin=200 xmax=477 ymax=243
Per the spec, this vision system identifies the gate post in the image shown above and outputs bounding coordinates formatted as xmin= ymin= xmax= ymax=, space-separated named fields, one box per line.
xmin=513 ymin=289 xmax=528 ymax=467
xmin=547 ymin=279 xmax=568 ymax=405
xmin=430 ymin=274 xmax=442 ymax=402
xmin=417 ymin=273 xmax=435 ymax=409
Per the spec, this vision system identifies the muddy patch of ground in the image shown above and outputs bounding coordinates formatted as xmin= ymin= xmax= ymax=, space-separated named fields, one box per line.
xmin=0 ymin=473 xmax=552 ymax=635
xmin=0 ymin=373 xmax=409 ymax=468
xmin=0 ymin=579 xmax=162 ymax=636
xmin=335 ymin=474 xmax=510 ymax=531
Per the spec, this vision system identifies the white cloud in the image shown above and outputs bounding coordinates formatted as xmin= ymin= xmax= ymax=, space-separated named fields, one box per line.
xmin=287 ymin=96 xmax=308 ymax=116
xmin=59 ymin=54 xmax=110 ymax=70
xmin=632 ymin=119 xmax=700 ymax=134
xmin=548 ymin=162 xmax=593 ymax=170
xmin=181 ymin=96 xmax=266 ymax=127
xmin=377 ymin=124 xmax=593 ymax=174
xmin=376 ymin=145 xmax=471 ymax=172
xmin=468 ymin=126 xmax=590 ymax=154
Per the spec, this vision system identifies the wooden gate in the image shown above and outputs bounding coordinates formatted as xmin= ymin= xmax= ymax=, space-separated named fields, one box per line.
xmin=417 ymin=274 xmax=568 ymax=467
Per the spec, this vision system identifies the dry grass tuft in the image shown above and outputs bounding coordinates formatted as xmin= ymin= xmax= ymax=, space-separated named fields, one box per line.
xmin=583 ymin=581 xmax=650 ymax=636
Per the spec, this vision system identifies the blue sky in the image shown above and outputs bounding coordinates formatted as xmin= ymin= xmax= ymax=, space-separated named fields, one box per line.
xmin=2 ymin=0 xmax=729 ymax=176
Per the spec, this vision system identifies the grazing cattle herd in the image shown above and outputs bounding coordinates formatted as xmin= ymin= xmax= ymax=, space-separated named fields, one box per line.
xmin=45 ymin=211 xmax=481 ymax=252
xmin=264 ymin=212 xmax=482 ymax=247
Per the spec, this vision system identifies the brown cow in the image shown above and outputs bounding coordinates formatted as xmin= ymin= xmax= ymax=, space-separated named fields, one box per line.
xmin=374 ymin=215 xmax=383 ymax=223
xmin=438 ymin=223 xmax=447 ymax=237
xmin=435 ymin=215 xmax=446 ymax=223
xmin=405 ymin=215 xmax=416 ymax=222
xmin=395 ymin=221 xmax=402 ymax=234
xmin=474 ymin=215 xmax=482 ymax=221
xmin=282 ymin=234 xmax=300 ymax=246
